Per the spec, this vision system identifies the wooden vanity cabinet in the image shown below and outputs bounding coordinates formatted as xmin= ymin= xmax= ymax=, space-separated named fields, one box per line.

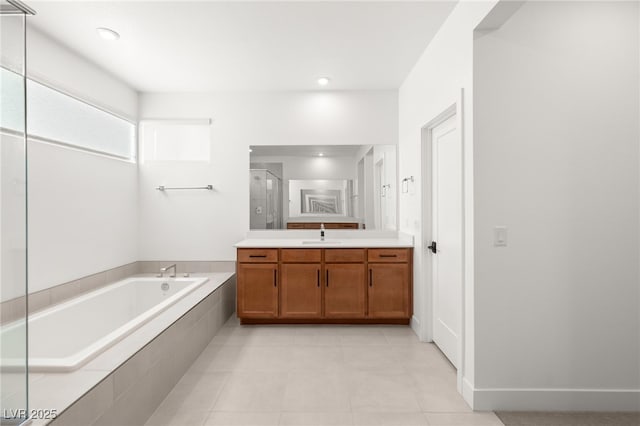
xmin=324 ymin=249 xmax=366 ymax=318
xmin=237 ymin=249 xmax=279 ymax=318
xmin=237 ymin=247 xmax=412 ymax=324
xmin=367 ymin=249 xmax=411 ymax=319
xmin=280 ymin=249 xmax=322 ymax=318
xmin=286 ymin=222 xmax=359 ymax=229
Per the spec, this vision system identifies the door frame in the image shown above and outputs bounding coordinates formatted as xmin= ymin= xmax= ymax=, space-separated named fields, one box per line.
xmin=374 ymin=158 xmax=384 ymax=229
xmin=420 ymin=88 xmax=466 ymax=393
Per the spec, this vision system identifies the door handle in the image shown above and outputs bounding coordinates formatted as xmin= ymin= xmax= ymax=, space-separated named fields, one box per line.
xmin=427 ymin=241 xmax=437 ymax=254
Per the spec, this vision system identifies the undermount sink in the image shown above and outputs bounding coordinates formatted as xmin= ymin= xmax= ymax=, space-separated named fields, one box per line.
xmin=301 ymin=240 xmax=342 ymax=245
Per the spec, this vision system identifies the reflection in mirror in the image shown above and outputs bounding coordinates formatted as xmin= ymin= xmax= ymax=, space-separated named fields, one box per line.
xmin=249 ymin=145 xmax=396 ymax=230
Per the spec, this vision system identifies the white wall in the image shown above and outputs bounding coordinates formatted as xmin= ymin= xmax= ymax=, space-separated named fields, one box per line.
xmin=138 ymin=91 xmax=397 ymax=261
xmin=27 ymin=25 xmax=138 ymax=120
xmin=28 ymin=142 xmax=138 ymax=293
xmin=24 ymin=25 xmax=139 ymax=293
xmin=251 ymin=155 xmax=356 ymax=181
xmin=473 ymin=1 xmax=640 ymax=410
xmin=1 ymin=134 xmax=27 ymax=302
xmin=397 ymin=0 xmax=498 ymax=402
xmin=0 ymin=17 xmax=28 ymax=302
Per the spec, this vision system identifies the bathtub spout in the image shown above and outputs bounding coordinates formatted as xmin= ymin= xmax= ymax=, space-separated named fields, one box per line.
xmin=159 ymin=264 xmax=177 ymax=278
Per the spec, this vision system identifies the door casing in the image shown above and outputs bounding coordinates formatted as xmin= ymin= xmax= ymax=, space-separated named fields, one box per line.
xmin=420 ymin=89 xmax=466 ymax=393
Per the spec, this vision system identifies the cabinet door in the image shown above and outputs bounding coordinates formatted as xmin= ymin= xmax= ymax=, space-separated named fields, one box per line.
xmin=368 ymin=264 xmax=410 ymax=318
xmin=280 ymin=263 xmax=322 ymax=318
xmin=324 ymin=264 xmax=366 ymax=318
xmin=237 ymin=263 xmax=278 ymax=318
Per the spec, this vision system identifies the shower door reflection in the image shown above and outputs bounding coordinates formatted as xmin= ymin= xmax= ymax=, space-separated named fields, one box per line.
xmin=249 ymin=169 xmax=283 ymax=229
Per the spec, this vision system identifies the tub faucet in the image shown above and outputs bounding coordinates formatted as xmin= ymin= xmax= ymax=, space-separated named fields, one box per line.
xmin=158 ymin=264 xmax=177 ymax=278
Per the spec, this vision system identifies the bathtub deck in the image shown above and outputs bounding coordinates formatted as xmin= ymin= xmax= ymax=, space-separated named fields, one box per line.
xmin=10 ymin=272 xmax=235 ymax=426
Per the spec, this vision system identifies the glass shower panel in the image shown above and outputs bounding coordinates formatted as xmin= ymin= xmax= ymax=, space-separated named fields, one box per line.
xmin=250 ymin=170 xmax=267 ymax=229
xmin=0 ymin=4 xmax=29 ymax=426
xmin=250 ymin=169 xmax=282 ymax=229
xmin=265 ymin=171 xmax=280 ymax=229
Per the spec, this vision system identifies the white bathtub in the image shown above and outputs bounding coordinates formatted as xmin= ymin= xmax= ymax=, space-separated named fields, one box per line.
xmin=1 ymin=276 xmax=209 ymax=372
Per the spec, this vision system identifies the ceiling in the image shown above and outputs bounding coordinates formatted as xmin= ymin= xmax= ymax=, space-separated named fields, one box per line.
xmin=27 ymin=1 xmax=457 ymax=92
xmin=250 ymin=144 xmax=363 ymax=158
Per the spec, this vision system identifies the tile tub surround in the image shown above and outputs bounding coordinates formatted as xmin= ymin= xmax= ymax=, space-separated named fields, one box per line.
xmin=17 ymin=273 xmax=235 ymax=426
xmin=138 ymin=261 xmax=236 ymax=275
xmin=0 ymin=261 xmax=235 ymax=324
xmin=144 ymin=318 xmax=505 ymax=426
xmin=0 ymin=262 xmax=140 ymax=325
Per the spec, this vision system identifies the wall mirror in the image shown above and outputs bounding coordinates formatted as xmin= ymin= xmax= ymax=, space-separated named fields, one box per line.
xmin=249 ymin=145 xmax=397 ymax=230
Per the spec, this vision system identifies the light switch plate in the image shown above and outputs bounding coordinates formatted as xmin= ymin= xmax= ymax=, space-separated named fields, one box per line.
xmin=494 ymin=226 xmax=507 ymax=247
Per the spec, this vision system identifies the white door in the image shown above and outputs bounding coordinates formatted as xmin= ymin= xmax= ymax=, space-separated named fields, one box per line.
xmin=430 ymin=114 xmax=462 ymax=368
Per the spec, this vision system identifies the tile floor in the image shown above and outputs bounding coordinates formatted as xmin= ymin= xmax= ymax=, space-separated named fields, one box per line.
xmin=144 ymin=316 xmax=503 ymax=426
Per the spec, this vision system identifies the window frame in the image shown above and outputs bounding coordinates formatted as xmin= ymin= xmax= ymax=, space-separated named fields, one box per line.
xmin=0 ymin=66 xmax=138 ymax=162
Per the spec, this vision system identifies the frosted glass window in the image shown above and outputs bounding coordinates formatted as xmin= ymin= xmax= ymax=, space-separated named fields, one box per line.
xmin=0 ymin=67 xmax=25 ymax=133
xmin=27 ymin=79 xmax=136 ymax=159
xmin=140 ymin=121 xmax=211 ymax=162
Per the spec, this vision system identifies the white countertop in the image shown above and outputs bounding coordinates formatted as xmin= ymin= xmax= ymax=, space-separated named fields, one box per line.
xmin=235 ymin=230 xmax=414 ymax=248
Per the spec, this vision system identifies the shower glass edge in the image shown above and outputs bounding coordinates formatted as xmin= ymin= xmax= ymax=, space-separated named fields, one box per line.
xmin=1 ymin=1 xmax=34 ymax=425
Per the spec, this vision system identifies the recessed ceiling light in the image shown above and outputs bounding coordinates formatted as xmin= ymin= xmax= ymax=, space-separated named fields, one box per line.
xmin=318 ymin=152 xmax=324 ymax=157
xmin=96 ymin=27 xmax=120 ymax=41
xmin=249 ymin=148 xmax=253 ymax=153
xmin=317 ymin=77 xmax=330 ymax=86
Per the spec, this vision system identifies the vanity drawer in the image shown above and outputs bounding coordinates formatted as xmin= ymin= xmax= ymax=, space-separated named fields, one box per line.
xmin=281 ymin=249 xmax=321 ymax=263
xmin=325 ymin=249 xmax=365 ymax=263
xmin=325 ymin=223 xmax=359 ymax=229
xmin=368 ymin=248 xmax=410 ymax=263
xmin=286 ymin=223 xmax=306 ymax=229
xmin=238 ymin=249 xmax=278 ymax=263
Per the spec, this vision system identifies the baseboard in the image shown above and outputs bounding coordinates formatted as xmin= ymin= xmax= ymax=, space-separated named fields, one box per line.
xmin=471 ymin=386 xmax=640 ymax=412
xmin=462 ymin=377 xmax=474 ymax=407
xmin=410 ymin=314 xmax=422 ymax=340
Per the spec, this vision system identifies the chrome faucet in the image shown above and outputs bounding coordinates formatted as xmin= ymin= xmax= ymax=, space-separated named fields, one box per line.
xmin=320 ymin=223 xmax=325 ymax=241
xmin=158 ymin=263 xmax=177 ymax=278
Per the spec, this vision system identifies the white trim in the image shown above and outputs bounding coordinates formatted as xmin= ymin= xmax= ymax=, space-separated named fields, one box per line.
xmin=420 ymin=89 xmax=466 ymax=396
xmin=410 ymin=314 xmax=422 ymax=341
xmin=471 ymin=387 xmax=640 ymax=412
xmin=462 ymin=377 xmax=475 ymax=408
